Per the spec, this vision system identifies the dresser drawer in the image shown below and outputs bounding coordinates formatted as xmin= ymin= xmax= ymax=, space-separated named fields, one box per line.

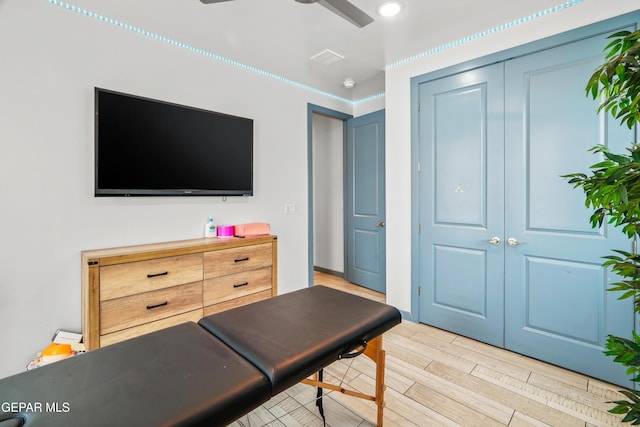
xmin=203 ymin=290 xmax=271 ymax=317
xmin=100 ymin=281 xmax=202 ymax=335
xmin=100 ymin=309 xmax=203 ymax=347
xmin=100 ymin=254 xmax=203 ymax=301
xmin=203 ymin=243 xmax=272 ymax=279
xmin=203 ymin=267 xmax=271 ymax=306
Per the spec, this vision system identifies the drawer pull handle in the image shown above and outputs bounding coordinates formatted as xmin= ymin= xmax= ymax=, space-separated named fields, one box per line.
xmin=234 ymin=257 xmax=250 ymax=263
xmin=234 ymin=282 xmax=249 ymax=288
xmin=147 ymin=271 xmax=169 ymax=278
xmin=146 ymin=301 xmax=168 ymax=310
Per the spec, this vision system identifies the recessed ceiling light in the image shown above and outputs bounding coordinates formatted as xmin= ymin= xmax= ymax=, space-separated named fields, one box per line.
xmin=377 ymin=1 xmax=402 ymax=17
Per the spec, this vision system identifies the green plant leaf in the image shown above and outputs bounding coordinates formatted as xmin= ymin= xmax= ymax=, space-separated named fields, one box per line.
xmin=567 ymin=29 xmax=640 ymax=424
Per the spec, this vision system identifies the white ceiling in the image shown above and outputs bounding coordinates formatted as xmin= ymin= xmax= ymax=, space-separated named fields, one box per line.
xmin=69 ymin=0 xmax=580 ymax=101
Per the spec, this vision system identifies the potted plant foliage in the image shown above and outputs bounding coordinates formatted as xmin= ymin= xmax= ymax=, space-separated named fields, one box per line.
xmin=564 ymin=28 xmax=640 ymax=423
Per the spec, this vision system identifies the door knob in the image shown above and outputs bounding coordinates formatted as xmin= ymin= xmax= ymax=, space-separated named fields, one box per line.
xmin=507 ymin=237 xmax=524 ymax=246
xmin=377 ymin=221 xmax=385 ymax=227
xmin=485 ymin=237 xmax=501 ymax=246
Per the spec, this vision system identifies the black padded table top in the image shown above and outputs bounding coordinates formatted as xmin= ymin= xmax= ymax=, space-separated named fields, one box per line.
xmin=0 ymin=322 xmax=270 ymax=427
xmin=198 ymin=285 xmax=402 ymax=395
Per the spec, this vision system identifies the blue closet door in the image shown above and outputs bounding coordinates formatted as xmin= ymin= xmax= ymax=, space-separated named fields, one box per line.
xmin=503 ymin=31 xmax=634 ymax=386
xmin=417 ymin=29 xmax=635 ymax=386
xmin=418 ymin=63 xmax=506 ymax=347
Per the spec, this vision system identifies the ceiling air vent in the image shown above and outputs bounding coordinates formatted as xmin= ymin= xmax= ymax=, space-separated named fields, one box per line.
xmin=311 ymin=49 xmax=345 ymax=65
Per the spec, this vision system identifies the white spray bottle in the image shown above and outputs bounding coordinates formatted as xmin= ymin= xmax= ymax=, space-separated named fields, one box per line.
xmin=204 ymin=217 xmax=217 ymax=238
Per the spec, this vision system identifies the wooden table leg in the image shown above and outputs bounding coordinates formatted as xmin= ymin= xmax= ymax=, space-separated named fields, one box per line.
xmin=302 ymin=335 xmax=388 ymax=426
xmin=364 ymin=336 xmax=386 ymax=427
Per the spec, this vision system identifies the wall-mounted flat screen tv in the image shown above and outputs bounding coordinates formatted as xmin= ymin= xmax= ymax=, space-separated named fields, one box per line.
xmin=95 ymin=88 xmax=253 ymax=197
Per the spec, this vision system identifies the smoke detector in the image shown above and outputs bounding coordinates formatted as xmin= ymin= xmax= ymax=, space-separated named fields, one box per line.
xmin=343 ymin=78 xmax=355 ymax=89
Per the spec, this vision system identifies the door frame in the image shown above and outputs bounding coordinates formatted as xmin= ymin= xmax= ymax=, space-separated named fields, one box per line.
xmin=409 ymin=11 xmax=640 ymax=321
xmin=306 ymin=103 xmax=352 ymax=286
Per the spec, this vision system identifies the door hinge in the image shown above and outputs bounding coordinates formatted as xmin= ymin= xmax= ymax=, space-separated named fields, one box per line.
xmin=418 ymin=223 xmax=421 ymax=233
xmin=417 ymin=161 xmax=421 ymax=173
xmin=418 ymin=286 xmax=421 ymax=296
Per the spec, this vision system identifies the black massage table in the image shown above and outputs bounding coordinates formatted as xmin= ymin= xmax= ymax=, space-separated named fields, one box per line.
xmin=0 ymin=286 xmax=401 ymax=427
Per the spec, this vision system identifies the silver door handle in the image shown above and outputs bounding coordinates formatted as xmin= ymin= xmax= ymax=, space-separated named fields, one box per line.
xmin=377 ymin=221 xmax=385 ymax=228
xmin=485 ymin=237 xmax=501 ymax=246
xmin=507 ymin=237 xmax=525 ymax=246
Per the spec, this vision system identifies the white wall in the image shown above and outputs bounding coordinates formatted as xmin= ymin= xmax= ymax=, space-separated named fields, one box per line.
xmin=312 ymin=114 xmax=344 ymax=274
xmin=353 ymin=96 xmax=385 ymax=118
xmin=384 ymin=1 xmax=640 ymax=314
xmin=0 ymin=0 xmax=353 ymax=378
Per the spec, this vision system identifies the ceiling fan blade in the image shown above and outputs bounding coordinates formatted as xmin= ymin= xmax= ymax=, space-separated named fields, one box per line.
xmin=199 ymin=0 xmax=235 ymax=4
xmin=318 ymin=0 xmax=374 ymax=28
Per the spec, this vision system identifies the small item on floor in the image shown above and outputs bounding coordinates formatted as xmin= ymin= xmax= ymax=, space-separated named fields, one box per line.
xmin=26 ymin=330 xmax=85 ymax=370
xmin=52 ymin=328 xmax=83 ymax=344
xmin=40 ymin=343 xmax=74 ymax=365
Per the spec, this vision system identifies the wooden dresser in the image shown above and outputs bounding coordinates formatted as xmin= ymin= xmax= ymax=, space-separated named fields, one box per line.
xmin=81 ymin=235 xmax=277 ymax=350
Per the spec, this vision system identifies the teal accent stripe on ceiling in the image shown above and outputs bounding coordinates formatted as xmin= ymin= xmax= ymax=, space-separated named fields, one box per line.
xmin=45 ymin=0 xmax=582 ymax=105
xmin=44 ymin=0 xmax=356 ymax=104
xmin=384 ymin=0 xmax=584 ymax=70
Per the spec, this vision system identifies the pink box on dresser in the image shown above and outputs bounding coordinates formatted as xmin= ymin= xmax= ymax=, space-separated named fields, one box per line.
xmin=233 ymin=223 xmax=270 ymax=237
xmin=217 ymin=225 xmax=234 ymax=238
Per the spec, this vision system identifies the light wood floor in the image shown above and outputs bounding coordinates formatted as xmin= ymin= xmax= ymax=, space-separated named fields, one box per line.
xmin=232 ymin=272 xmax=629 ymax=427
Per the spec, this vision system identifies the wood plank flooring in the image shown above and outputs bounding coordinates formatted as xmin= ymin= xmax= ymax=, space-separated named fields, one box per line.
xmin=231 ymin=273 xmax=629 ymax=427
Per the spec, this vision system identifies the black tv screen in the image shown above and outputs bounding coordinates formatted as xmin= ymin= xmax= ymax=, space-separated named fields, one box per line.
xmin=95 ymin=88 xmax=253 ymax=197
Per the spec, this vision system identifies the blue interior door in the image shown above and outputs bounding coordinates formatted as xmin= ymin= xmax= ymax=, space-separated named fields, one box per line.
xmin=417 ymin=29 xmax=635 ymax=386
xmin=346 ymin=110 xmax=386 ymax=293
xmin=503 ymin=31 xmax=634 ymax=386
xmin=418 ymin=63 xmax=506 ymax=347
